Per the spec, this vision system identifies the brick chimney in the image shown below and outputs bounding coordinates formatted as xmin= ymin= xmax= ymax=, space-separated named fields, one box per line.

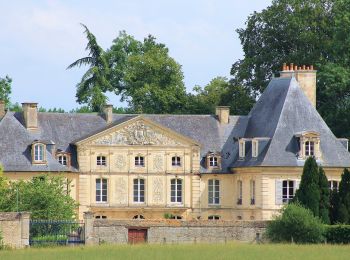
xmin=22 ymin=102 xmax=38 ymax=131
xmin=215 ymin=106 xmax=230 ymax=124
xmin=280 ymin=63 xmax=317 ymax=107
xmin=0 ymin=100 xmax=5 ymax=119
xmin=103 ymin=104 xmax=113 ymax=124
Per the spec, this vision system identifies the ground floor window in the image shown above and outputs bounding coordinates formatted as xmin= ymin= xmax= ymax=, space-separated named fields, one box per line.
xmin=328 ymin=180 xmax=339 ymax=191
xmin=282 ymin=180 xmax=294 ymax=203
xmin=208 ymin=215 xmax=220 ymax=220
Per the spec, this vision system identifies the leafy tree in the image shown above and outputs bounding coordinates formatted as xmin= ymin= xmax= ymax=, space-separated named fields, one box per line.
xmin=318 ymin=166 xmax=330 ymax=224
xmin=0 ymin=75 xmax=12 ymax=107
xmin=68 ymin=24 xmax=112 ymax=112
xmin=232 ymin=0 xmax=350 ymax=137
xmin=294 ymin=157 xmax=320 ymax=217
xmin=266 ymin=203 xmax=324 ymax=243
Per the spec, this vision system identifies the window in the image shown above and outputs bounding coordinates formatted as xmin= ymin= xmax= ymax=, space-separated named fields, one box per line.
xmin=250 ymin=180 xmax=255 ymax=205
xmin=252 ymin=140 xmax=258 ymax=158
xmin=96 ymin=178 xmax=107 ymax=202
xmin=135 ymin=156 xmax=145 ymax=167
xmin=282 ymin=180 xmax=294 ymax=203
xmin=305 ymin=141 xmax=315 ymax=156
xmin=208 ymin=179 xmax=220 ymax=205
xmin=208 ymin=215 xmax=220 ymax=220
xmin=97 ymin=156 xmax=106 ymax=166
xmin=134 ymin=178 xmax=145 ymax=202
xmin=170 ymin=215 xmax=182 ymax=220
xmin=58 ymin=155 xmax=67 ymax=166
xmin=172 ymin=156 xmax=181 ymax=166
xmin=237 ymin=180 xmax=243 ymax=205
xmin=133 ymin=215 xmax=145 ymax=219
xmin=95 ymin=216 xmax=107 ymax=219
xmin=328 ymin=181 xmax=339 ymax=191
xmin=171 ymin=179 xmax=182 ymax=203
xmin=239 ymin=140 xmax=245 ymax=158
xmin=34 ymin=143 xmax=45 ymax=162
xmin=209 ymin=156 xmax=218 ymax=167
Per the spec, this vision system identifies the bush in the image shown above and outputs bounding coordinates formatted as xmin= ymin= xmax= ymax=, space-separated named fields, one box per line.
xmin=266 ymin=203 xmax=324 ymax=243
xmin=324 ymin=225 xmax=350 ymax=244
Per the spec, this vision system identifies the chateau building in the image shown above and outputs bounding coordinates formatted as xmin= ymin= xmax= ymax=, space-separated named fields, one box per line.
xmin=0 ymin=64 xmax=349 ymax=221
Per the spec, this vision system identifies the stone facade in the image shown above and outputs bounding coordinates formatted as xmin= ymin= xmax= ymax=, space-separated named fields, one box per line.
xmin=0 ymin=212 xmax=30 ymax=248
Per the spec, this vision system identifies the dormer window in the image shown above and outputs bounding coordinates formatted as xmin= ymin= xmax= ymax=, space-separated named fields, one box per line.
xmin=32 ymin=142 xmax=46 ymax=164
xmin=209 ymin=157 xmax=218 ymax=167
xmin=295 ymin=131 xmax=321 ymax=159
xmin=239 ymin=139 xmax=245 ymax=158
xmin=305 ymin=141 xmax=314 ymax=156
xmin=58 ymin=155 xmax=67 ymax=165
xmin=206 ymin=152 xmax=221 ymax=169
xmin=252 ymin=139 xmax=258 ymax=158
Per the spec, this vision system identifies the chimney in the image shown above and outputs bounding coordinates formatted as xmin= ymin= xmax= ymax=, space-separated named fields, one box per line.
xmin=215 ymin=106 xmax=230 ymax=124
xmin=280 ymin=63 xmax=317 ymax=107
xmin=22 ymin=102 xmax=38 ymax=131
xmin=0 ymin=100 xmax=5 ymax=119
xmin=103 ymin=104 xmax=113 ymax=124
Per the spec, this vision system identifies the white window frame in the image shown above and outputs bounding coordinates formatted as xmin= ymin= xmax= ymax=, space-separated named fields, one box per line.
xmin=328 ymin=180 xmax=339 ymax=191
xmin=170 ymin=178 xmax=182 ymax=203
xmin=135 ymin=156 xmax=145 ymax=167
xmin=209 ymin=156 xmax=218 ymax=167
xmin=133 ymin=178 xmax=145 ymax=203
xmin=97 ymin=156 xmax=106 ymax=166
xmin=252 ymin=140 xmax=258 ymax=158
xmin=282 ymin=180 xmax=294 ymax=204
xmin=58 ymin=155 xmax=67 ymax=165
xmin=250 ymin=180 xmax=255 ymax=205
xmin=172 ymin=156 xmax=181 ymax=167
xmin=239 ymin=139 xmax=245 ymax=158
xmin=305 ymin=141 xmax=315 ymax=157
xmin=208 ymin=179 xmax=220 ymax=205
xmin=96 ymin=178 xmax=108 ymax=203
xmin=237 ymin=180 xmax=243 ymax=205
xmin=34 ymin=143 xmax=45 ymax=162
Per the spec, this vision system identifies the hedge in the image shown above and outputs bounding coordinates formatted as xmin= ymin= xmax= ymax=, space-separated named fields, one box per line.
xmin=324 ymin=225 xmax=350 ymax=244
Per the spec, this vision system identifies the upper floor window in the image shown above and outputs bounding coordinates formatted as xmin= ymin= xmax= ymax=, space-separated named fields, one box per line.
xmin=133 ymin=178 xmax=145 ymax=203
xmin=237 ymin=180 xmax=243 ymax=205
xmin=208 ymin=179 xmax=220 ymax=205
xmin=239 ymin=139 xmax=245 ymax=158
xmin=250 ymin=180 xmax=256 ymax=205
xmin=305 ymin=141 xmax=315 ymax=157
xmin=171 ymin=179 xmax=182 ymax=203
xmin=328 ymin=180 xmax=339 ymax=191
xmin=33 ymin=143 xmax=45 ymax=162
xmin=252 ymin=140 xmax=258 ymax=158
xmin=97 ymin=156 xmax=106 ymax=166
xmin=172 ymin=156 xmax=181 ymax=166
xmin=58 ymin=155 xmax=67 ymax=166
xmin=96 ymin=178 xmax=107 ymax=202
xmin=135 ymin=156 xmax=145 ymax=167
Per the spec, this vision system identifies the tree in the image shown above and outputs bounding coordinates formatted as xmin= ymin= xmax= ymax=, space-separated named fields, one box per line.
xmin=337 ymin=168 xmax=350 ymax=223
xmin=0 ymin=174 xmax=77 ymax=220
xmin=319 ymin=166 xmax=330 ymax=224
xmin=294 ymin=157 xmax=320 ymax=217
xmin=68 ymin=24 xmax=112 ymax=112
xmin=232 ymin=0 xmax=350 ymax=137
xmin=0 ymin=75 xmax=12 ymax=107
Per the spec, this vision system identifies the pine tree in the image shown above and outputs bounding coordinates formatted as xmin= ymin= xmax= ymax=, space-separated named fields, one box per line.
xmin=318 ymin=167 xmax=330 ymax=224
xmin=294 ymin=157 xmax=320 ymax=217
xmin=338 ymin=168 xmax=350 ymax=223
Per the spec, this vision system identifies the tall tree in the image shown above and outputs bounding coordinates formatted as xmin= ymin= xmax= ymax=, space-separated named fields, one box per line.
xmin=0 ymin=75 xmax=12 ymax=107
xmin=232 ymin=0 xmax=350 ymax=137
xmin=68 ymin=24 xmax=112 ymax=112
xmin=338 ymin=168 xmax=350 ymax=223
xmin=318 ymin=166 xmax=330 ymax=224
xmin=294 ymin=157 xmax=320 ymax=217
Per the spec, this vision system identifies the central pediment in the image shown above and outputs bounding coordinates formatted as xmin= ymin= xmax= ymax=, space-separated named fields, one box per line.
xmin=75 ymin=116 xmax=199 ymax=147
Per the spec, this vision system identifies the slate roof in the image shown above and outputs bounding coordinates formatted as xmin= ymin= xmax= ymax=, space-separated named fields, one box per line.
xmin=0 ymin=76 xmax=349 ymax=173
xmin=232 ymin=77 xmax=350 ymax=168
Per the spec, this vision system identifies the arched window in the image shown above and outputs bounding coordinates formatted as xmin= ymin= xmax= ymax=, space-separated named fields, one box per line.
xmin=58 ymin=155 xmax=67 ymax=165
xmin=34 ymin=143 xmax=45 ymax=162
xmin=170 ymin=179 xmax=182 ymax=203
xmin=133 ymin=179 xmax=145 ymax=202
xmin=305 ymin=141 xmax=315 ymax=156
xmin=172 ymin=156 xmax=181 ymax=166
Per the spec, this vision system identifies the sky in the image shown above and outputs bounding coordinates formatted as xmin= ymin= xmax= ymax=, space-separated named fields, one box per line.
xmin=0 ymin=0 xmax=271 ymax=111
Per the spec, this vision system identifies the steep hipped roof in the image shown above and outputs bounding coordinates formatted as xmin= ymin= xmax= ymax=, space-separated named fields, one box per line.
xmin=232 ymin=77 xmax=350 ymax=168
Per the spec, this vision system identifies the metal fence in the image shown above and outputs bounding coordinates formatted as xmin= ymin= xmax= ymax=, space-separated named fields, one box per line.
xmin=29 ymin=220 xmax=85 ymax=246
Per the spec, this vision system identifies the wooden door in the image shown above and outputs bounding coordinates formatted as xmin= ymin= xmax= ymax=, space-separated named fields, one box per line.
xmin=128 ymin=229 xmax=147 ymax=244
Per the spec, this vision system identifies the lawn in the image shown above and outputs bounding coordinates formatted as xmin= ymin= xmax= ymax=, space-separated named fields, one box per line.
xmin=0 ymin=243 xmax=350 ymax=260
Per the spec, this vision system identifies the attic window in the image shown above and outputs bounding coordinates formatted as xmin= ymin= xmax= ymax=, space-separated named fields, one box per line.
xmin=305 ymin=141 xmax=314 ymax=156
xmin=239 ymin=139 xmax=245 ymax=158
xmin=57 ymin=153 xmax=70 ymax=167
xmin=206 ymin=152 xmax=221 ymax=169
xmin=209 ymin=157 xmax=218 ymax=167
xmin=295 ymin=131 xmax=321 ymax=159
xmin=252 ymin=139 xmax=258 ymax=158
xmin=32 ymin=142 xmax=46 ymax=164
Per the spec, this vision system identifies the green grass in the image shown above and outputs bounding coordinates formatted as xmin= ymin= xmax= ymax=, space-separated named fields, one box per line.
xmin=0 ymin=243 xmax=350 ymax=260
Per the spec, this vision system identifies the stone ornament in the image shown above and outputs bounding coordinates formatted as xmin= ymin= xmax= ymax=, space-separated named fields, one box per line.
xmin=115 ymin=178 xmax=128 ymax=204
xmin=153 ymin=178 xmax=163 ymax=203
xmin=93 ymin=120 xmax=183 ymax=146
xmin=115 ymin=155 xmax=126 ymax=169
xmin=153 ymin=154 xmax=164 ymax=172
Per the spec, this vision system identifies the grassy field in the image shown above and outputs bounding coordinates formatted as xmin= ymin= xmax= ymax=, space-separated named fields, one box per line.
xmin=0 ymin=243 xmax=350 ymax=260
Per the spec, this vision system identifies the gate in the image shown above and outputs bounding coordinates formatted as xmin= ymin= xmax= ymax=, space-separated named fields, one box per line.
xmin=29 ymin=220 xmax=85 ymax=246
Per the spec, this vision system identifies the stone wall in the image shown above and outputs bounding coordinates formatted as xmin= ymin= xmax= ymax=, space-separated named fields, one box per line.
xmin=84 ymin=213 xmax=267 ymax=245
xmin=0 ymin=212 xmax=30 ymax=248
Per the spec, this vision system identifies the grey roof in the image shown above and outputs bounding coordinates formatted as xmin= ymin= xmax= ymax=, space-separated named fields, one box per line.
xmin=232 ymin=77 xmax=350 ymax=168
xmin=0 ymin=76 xmax=349 ymax=172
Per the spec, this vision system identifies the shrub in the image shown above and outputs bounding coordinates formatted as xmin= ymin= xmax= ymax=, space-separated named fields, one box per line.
xmin=266 ymin=203 xmax=324 ymax=243
xmin=324 ymin=225 xmax=350 ymax=244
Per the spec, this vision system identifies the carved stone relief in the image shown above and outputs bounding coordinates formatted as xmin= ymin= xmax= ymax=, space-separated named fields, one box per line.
xmin=153 ymin=178 xmax=163 ymax=203
xmin=93 ymin=120 xmax=183 ymax=146
xmin=115 ymin=155 xmax=126 ymax=170
xmin=115 ymin=178 xmax=128 ymax=204
xmin=153 ymin=154 xmax=164 ymax=172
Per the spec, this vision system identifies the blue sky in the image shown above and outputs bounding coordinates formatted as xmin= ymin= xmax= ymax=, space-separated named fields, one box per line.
xmin=0 ymin=0 xmax=271 ymax=110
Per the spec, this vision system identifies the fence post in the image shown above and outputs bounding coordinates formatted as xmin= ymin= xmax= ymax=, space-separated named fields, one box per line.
xmin=19 ymin=212 xmax=30 ymax=248
xmin=84 ymin=211 xmax=95 ymax=245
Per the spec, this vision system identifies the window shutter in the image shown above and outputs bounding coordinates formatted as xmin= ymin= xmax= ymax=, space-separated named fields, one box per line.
xmin=275 ymin=179 xmax=283 ymax=205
